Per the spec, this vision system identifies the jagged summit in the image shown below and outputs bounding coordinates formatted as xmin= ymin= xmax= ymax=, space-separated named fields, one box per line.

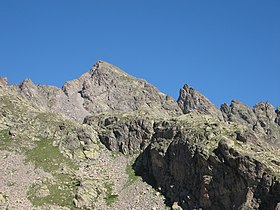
xmin=61 ymin=60 xmax=182 ymax=118
xmin=62 ymin=60 xmax=132 ymax=96
xmin=90 ymin=60 xmax=130 ymax=77
xmin=1 ymin=61 xmax=181 ymax=121
xmin=177 ymin=84 xmax=224 ymax=120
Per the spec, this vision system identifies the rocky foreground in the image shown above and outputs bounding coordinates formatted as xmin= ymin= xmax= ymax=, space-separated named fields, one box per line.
xmin=0 ymin=61 xmax=280 ymax=210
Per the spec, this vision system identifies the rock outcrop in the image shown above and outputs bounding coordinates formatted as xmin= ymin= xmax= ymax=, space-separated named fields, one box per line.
xmin=178 ymin=84 xmax=223 ymax=120
xmin=135 ymin=114 xmax=280 ymax=210
xmin=221 ymin=100 xmax=280 ymax=148
xmin=221 ymin=100 xmax=258 ymax=126
xmin=84 ymin=113 xmax=154 ymax=154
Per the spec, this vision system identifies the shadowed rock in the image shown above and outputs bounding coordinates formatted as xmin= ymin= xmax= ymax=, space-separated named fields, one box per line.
xmin=84 ymin=113 xmax=154 ymax=154
xmin=135 ymin=115 xmax=280 ymax=210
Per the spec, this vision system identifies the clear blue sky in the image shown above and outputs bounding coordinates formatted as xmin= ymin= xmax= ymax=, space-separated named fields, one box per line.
xmin=0 ymin=0 xmax=279 ymax=107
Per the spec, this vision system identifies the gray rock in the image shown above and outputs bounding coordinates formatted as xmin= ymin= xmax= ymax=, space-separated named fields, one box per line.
xmin=253 ymin=102 xmax=277 ymax=124
xmin=221 ymin=100 xmax=280 ymax=146
xmin=13 ymin=61 xmax=181 ymax=122
xmin=85 ymin=114 xmax=154 ymax=154
xmin=64 ymin=61 xmax=182 ymax=117
xmin=17 ymin=78 xmax=90 ymax=121
xmin=177 ymin=84 xmax=223 ymax=120
xmin=222 ymin=100 xmax=258 ymax=126
xmin=253 ymin=102 xmax=280 ymax=139
xmin=36 ymin=185 xmax=50 ymax=198
xmin=235 ymin=130 xmax=258 ymax=144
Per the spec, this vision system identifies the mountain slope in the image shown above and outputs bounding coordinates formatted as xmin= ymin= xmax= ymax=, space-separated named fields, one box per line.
xmin=0 ymin=74 xmax=167 ymax=210
xmin=0 ymin=61 xmax=280 ymax=210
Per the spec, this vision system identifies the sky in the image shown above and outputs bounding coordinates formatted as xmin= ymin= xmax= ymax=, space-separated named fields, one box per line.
xmin=0 ymin=0 xmax=279 ymax=107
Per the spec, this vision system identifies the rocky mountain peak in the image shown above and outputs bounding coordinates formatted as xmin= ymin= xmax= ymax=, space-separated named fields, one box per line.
xmin=89 ymin=60 xmax=130 ymax=77
xmin=253 ymin=101 xmax=276 ymax=122
xmin=177 ymin=84 xmax=223 ymax=120
xmin=0 ymin=61 xmax=181 ymax=122
xmin=19 ymin=78 xmax=38 ymax=97
xmin=63 ymin=60 xmax=182 ymax=117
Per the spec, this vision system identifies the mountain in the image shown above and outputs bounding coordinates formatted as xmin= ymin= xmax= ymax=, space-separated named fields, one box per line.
xmin=13 ymin=61 xmax=181 ymax=122
xmin=0 ymin=61 xmax=279 ymax=210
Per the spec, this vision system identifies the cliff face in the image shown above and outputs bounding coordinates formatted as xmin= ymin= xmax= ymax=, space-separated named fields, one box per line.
xmin=0 ymin=61 xmax=280 ymax=210
xmin=135 ymin=114 xmax=280 ymax=210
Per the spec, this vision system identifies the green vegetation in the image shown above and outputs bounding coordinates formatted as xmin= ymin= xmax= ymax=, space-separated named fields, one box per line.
xmin=26 ymin=138 xmax=79 ymax=209
xmin=25 ymin=138 xmax=77 ymax=172
xmin=27 ymin=174 xmax=79 ymax=208
xmin=0 ymin=129 xmax=12 ymax=150
xmin=104 ymin=182 xmax=118 ymax=206
xmin=124 ymin=158 xmax=139 ymax=187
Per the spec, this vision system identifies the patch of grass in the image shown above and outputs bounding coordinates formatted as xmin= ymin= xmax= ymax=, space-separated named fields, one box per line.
xmin=27 ymin=174 xmax=79 ymax=209
xmin=124 ymin=158 xmax=139 ymax=187
xmin=104 ymin=182 xmax=118 ymax=206
xmin=0 ymin=129 xmax=12 ymax=149
xmin=25 ymin=138 xmax=77 ymax=172
xmin=26 ymin=138 xmax=79 ymax=209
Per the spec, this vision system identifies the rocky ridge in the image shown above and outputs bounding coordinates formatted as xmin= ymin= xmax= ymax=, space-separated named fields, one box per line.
xmin=0 ymin=61 xmax=280 ymax=210
xmin=14 ymin=61 xmax=181 ymax=122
